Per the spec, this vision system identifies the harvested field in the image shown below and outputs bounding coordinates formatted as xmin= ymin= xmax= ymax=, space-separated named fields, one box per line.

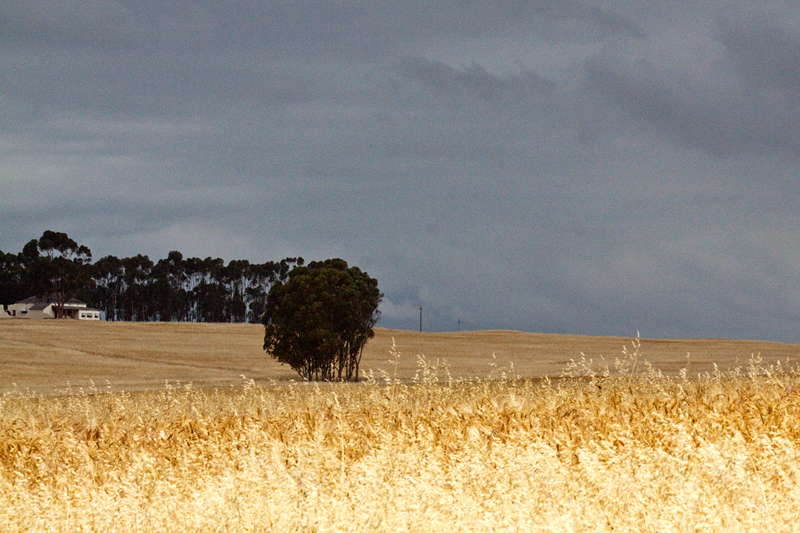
xmin=1 ymin=320 xmax=800 ymax=393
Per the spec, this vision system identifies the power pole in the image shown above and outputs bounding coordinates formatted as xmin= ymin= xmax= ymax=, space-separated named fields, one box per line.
xmin=418 ymin=305 xmax=423 ymax=332
xmin=458 ymin=317 xmax=461 ymax=332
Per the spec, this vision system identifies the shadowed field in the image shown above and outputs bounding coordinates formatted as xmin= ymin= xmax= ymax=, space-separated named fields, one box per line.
xmin=2 ymin=320 xmax=800 ymax=394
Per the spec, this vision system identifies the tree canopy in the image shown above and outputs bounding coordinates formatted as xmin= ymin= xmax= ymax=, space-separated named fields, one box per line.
xmin=20 ymin=231 xmax=92 ymax=317
xmin=89 ymin=253 xmax=303 ymax=322
xmin=262 ymin=259 xmax=382 ymax=381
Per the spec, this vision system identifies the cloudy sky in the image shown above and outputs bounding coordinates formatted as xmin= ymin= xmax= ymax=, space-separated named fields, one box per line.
xmin=3 ymin=0 xmax=800 ymax=341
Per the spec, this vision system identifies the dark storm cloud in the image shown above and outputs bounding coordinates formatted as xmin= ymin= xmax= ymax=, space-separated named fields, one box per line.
xmin=718 ymin=18 xmax=800 ymax=101
xmin=583 ymin=15 xmax=800 ymax=159
xmin=4 ymin=1 xmax=800 ymax=343
xmin=583 ymin=59 xmax=800 ymax=156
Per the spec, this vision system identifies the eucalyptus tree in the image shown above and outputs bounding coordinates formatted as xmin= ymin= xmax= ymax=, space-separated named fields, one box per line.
xmin=91 ymin=255 xmax=124 ymax=321
xmin=20 ymin=231 xmax=92 ymax=316
xmin=192 ymin=257 xmax=226 ymax=322
xmin=152 ymin=251 xmax=189 ymax=321
xmin=262 ymin=259 xmax=382 ymax=381
xmin=0 ymin=251 xmax=25 ymax=309
xmin=121 ymin=254 xmax=154 ymax=321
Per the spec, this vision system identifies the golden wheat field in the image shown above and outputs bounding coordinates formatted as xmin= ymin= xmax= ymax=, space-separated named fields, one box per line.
xmin=3 ymin=321 xmax=800 ymax=531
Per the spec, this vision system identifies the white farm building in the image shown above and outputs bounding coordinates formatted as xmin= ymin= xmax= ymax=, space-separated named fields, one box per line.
xmin=2 ymin=295 xmax=101 ymax=320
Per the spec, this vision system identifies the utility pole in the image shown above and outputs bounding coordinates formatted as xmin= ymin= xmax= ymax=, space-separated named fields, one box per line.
xmin=418 ymin=305 xmax=423 ymax=332
xmin=458 ymin=317 xmax=461 ymax=332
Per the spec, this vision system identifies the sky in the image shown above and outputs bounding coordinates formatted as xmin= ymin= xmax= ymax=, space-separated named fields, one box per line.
xmin=3 ymin=1 xmax=800 ymax=342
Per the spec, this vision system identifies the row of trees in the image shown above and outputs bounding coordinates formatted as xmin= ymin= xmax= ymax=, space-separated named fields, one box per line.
xmin=1 ymin=231 xmax=303 ymax=323
xmin=91 ymin=252 xmax=303 ymax=322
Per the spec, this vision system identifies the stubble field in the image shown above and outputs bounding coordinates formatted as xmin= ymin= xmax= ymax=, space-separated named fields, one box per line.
xmin=2 ymin=321 xmax=800 ymax=531
xmin=3 ymin=320 xmax=800 ymax=393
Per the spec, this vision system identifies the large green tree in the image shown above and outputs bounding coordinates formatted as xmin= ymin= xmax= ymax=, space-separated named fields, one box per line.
xmin=262 ymin=259 xmax=382 ymax=381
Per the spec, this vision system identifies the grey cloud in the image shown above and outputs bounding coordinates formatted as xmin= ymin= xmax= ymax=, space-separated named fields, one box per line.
xmin=1 ymin=0 xmax=132 ymax=49
xmin=575 ymin=4 xmax=647 ymax=39
xmin=541 ymin=0 xmax=647 ymax=39
xmin=474 ymin=0 xmax=647 ymax=40
xmin=577 ymin=11 xmax=800 ymax=159
xmin=583 ymin=54 xmax=800 ymax=158
xmin=399 ymin=58 xmax=556 ymax=104
xmin=206 ymin=0 xmax=648 ymax=49
xmin=2 ymin=0 xmax=645 ymax=57
xmin=718 ymin=18 xmax=800 ymax=102
xmin=1 ymin=51 xmax=315 ymax=119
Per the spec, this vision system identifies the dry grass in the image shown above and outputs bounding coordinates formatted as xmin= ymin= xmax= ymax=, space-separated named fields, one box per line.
xmin=2 ymin=338 xmax=800 ymax=532
xmin=3 ymin=320 xmax=800 ymax=393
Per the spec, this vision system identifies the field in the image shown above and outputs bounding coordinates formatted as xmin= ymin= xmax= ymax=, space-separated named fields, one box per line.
xmin=2 ymin=321 xmax=800 ymax=531
xmin=3 ymin=320 xmax=800 ymax=393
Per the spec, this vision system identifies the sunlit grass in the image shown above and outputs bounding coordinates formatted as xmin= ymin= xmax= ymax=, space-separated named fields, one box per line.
xmin=2 ymin=340 xmax=800 ymax=532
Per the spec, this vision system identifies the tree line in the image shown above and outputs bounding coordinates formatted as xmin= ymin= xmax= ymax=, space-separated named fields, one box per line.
xmin=0 ymin=230 xmax=303 ymax=323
